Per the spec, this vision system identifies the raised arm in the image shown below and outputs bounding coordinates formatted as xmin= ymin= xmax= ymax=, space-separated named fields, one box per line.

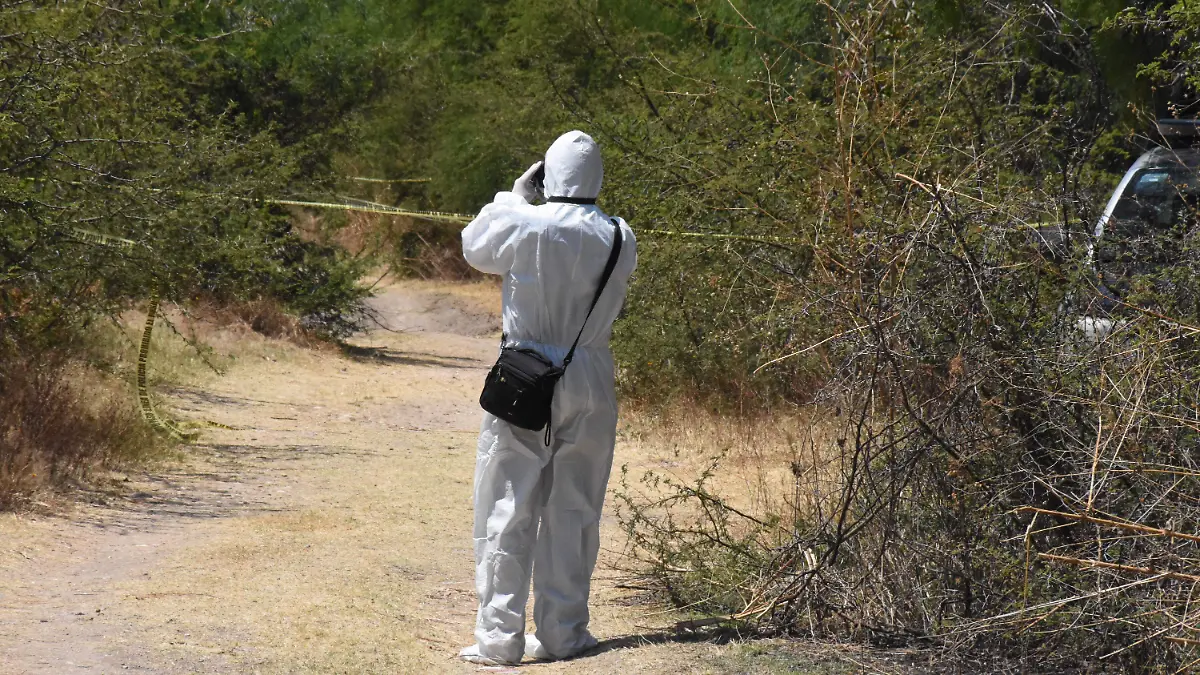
xmin=462 ymin=162 xmax=546 ymax=275
xmin=461 ymin=192 xmax=531 ymax=275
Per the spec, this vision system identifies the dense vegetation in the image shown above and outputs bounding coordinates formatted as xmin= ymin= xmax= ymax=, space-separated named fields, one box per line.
xmin=0 ymin=2 xmax=367 ymax=504
xmin=8 ymin=0 xmax=1200 ymax=669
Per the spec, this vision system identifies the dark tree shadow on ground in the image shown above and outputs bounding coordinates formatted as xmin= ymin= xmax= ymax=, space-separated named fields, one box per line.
xmin=588 ymin=624 xmax=739 ymax=654
xmin=339 ymin=343 xmax=483 ymax=369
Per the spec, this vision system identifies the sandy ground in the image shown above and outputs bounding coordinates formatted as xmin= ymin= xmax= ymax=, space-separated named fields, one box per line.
xmin=0 ymin=281 xmax=863 ymax=674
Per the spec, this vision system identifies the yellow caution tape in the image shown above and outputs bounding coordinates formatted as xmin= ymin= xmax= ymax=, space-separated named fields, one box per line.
xmin=69 ymin=220 xmax=231 ymax=438
xmin=260 ymin=197 xmax=473 ymax=223
xmin=137 ymin=292 xmax=199 ymax=441
xmin=69 ymin=228 xmax=140 ymax=249
xmin=638 ymin=229 xmax=805 ymax=245
xmin=71 ymin=191 xmax=802 ymax=245
xmin=264 ymin=198 xmax=803 ymax=244
xmin=136 ymin=292 xmax=239 ymax=439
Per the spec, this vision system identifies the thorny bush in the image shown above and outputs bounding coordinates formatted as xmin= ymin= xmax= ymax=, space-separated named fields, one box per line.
xmin=615 ymin=2 xmax=1200 ymax=671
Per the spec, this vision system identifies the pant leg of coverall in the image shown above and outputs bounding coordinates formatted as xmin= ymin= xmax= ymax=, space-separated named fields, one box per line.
xmin=471 ymin=416 xmax=551 ymax=664
xmin=531 ymin=355 xmax=618 ymax=658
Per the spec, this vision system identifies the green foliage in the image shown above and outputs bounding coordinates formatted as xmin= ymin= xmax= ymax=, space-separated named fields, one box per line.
xmin=305 ymin=0 xmax=1148 ymax=407
xmin=0 ymin=1 xmax=369 ymax=502
xmin=0 ymin=2 xmax=368 ymax=352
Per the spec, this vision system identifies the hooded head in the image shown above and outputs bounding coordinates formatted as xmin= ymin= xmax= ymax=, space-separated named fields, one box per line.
xmin=543 ymin=130 xmax=603 ymax=200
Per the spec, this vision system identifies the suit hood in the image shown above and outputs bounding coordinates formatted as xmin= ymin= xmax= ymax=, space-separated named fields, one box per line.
xmin=544 ymin=130 xmax=603 ymax=200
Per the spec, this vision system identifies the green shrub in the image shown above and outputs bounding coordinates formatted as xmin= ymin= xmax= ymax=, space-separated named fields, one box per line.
xmin=0 ymin=1 xmax=369 ymax=507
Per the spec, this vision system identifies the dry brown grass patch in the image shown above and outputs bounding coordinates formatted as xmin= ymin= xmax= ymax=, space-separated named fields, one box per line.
xmin=0 ymin=353 xmax=159 ymax=510
xmin=195 ymin=297 xmax=317 ymax=346
xmin=345 ymin=211 xmax=480 ymax=281
xmin=620 ymin=403 xmax=846 ymax=521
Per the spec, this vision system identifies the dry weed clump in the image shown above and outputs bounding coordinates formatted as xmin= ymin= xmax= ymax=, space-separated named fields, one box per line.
xmin=615 ymin=405 xmax=850 ymax=622
xmin=619 ymin=340 xmax=1200 ymax=669
xmin=341 ymin=209 xmax=479 ymax=281
xmin=193 ymin=297 xmax=318 ymax=346
xmin=619 ymin=405 xmax=844 ymax=518
xmin=0 ymin=354 xmax=157 ymax=510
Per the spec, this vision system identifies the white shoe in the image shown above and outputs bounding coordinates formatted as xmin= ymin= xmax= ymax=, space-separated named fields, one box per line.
xmin=524 ymin=634 xmax=552 ymax=661
xmin=458 ymin=644 xmax=518 ymax=666
xmin=524 ymin=633 xmax=599 ymax=661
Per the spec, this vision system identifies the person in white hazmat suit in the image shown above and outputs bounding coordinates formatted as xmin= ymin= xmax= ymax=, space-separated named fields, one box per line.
xmin=457 ymin=130 xmax=636 ymax=666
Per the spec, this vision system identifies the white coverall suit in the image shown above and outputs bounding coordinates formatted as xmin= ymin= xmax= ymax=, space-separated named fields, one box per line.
xmin=459 ymin=131 xmax=636 ymax=665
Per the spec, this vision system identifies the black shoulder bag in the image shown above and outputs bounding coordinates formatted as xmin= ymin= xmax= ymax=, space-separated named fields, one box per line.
xmin=479 ymin=218 xmax=623 ymax=445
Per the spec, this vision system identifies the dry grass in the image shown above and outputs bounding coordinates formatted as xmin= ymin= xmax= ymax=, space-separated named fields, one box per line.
xmin=83 ymin=287 xmax=711 ymax=673
xmin=190 ymin=297 xmax=319 ymax=346
xmin=619 ymin=404 xmax=845 ymax=522
xmin=0 ymin=296 xmax=326 ymax=512
xmin=330 ymin=209 xmax=479 ymax=281
xmin=0 ymin=354 xmax=160 ymax=510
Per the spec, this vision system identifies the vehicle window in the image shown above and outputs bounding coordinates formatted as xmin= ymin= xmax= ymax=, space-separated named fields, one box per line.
xmin=1099 ymin=167 xmax=1200 ymax=302
xmin=1109 ymin=168 xmax=1200 ymax=232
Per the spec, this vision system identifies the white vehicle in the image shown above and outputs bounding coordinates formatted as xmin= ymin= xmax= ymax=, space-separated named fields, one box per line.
xmin=1079 ymin=122 xmax=1200 ymax=340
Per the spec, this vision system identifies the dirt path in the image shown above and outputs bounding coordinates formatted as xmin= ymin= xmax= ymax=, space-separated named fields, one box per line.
xmin=0 ymin=281 xmax=751 ymax=674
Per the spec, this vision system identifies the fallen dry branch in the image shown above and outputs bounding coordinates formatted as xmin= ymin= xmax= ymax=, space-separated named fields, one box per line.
xmin=1017 ymin=506 xmax=1200 ymax=545
xmin=1037 ymin=553 xmax=1200 ymax=585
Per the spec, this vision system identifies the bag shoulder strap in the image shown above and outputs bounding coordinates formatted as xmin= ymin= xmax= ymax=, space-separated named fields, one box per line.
xmin=563 ymin=218 xmax=623 ymax=368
